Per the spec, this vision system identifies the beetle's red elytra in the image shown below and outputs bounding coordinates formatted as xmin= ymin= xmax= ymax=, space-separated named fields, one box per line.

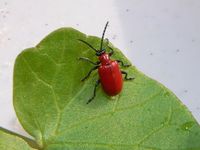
xmin=79 ymin=22 xmax=134 ymax=104
xmin=98 ymin=55 xmax=123 ymax=96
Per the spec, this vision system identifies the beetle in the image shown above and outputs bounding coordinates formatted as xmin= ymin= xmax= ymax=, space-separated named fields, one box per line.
xmin=79 ymin=21 xmax=134 ymax=104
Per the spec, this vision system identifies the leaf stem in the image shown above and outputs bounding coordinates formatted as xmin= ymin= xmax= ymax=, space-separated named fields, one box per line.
xmin=0 ymin=127 xmax=40 ymax=149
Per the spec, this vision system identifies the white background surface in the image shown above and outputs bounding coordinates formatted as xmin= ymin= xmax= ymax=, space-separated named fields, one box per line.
xmin=0 ymin=0 xmax=200 ymax=137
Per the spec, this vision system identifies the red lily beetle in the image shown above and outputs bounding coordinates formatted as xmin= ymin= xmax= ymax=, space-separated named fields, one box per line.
xmin=79 ymin=22 xmax=134 ymax=104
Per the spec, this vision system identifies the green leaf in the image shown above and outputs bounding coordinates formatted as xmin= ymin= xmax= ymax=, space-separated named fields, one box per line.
xmin=14 ymin=28 xmax=200 ymax=150
xmin=0 ymin=127 xmax=36 ymax=150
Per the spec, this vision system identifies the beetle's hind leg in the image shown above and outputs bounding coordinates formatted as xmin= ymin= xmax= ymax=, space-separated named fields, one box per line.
xmin=117 ymin=60 xmax=131 ymax=67
xmin=121 ymin=70 xmax=134 ymax=80
xmin=87 ymin=79 xmax=100 ymax=104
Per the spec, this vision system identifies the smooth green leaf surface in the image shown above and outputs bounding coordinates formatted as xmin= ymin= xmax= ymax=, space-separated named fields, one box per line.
xmin=0 ymin=128 xmax=35 ymax=150
xmin=14 ymin=28 xmax=200 ymax=150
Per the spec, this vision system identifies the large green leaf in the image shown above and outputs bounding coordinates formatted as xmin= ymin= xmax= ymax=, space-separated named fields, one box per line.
xmin=0 ymin=128 xmax=36 ymax=150
xmin=13 ymin=28 xmax=200 ymax=150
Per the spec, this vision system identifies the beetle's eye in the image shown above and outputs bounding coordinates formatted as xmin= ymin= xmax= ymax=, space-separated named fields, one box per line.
xmin=96 ymin=52 xmax=100 ymax=56
xmin=100 ymin=48 xmax=106 ymax=54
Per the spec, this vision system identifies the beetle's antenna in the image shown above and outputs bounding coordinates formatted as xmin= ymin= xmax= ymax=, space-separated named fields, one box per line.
xmin=100 ymin=21 xmax=109 ymax=51
xmin=78 ymin=39 xmax=98 ymax=52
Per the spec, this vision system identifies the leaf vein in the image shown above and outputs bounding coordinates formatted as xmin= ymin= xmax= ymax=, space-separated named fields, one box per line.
xmin=114 ymin=89 xmax=163 ymax=113
xmin=138 ymin=104 xmax=173 ymax=146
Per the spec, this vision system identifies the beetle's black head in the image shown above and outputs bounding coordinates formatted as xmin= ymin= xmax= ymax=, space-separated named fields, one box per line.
xmin=96 ymin=48 xmax=106 ymax=56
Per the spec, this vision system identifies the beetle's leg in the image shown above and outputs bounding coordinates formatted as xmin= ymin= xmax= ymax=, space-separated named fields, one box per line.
xmin=87 ymin=79 xmax=100 ymax=104
xmin=79 ymin=57 xmax=100 ymax=65
xmin=108 ymin=46 xmax=114 ymax=56
xmin=121 ymin=70 xmax=134 ymax=80
xmin=117 ymin=60 xmax=131 ymax=67
xmin=81 ymin=66 xmax=99 ymax=82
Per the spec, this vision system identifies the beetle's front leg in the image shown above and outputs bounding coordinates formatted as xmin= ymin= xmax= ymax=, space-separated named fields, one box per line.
xmin=78 ymin=57 xmax=100 ymax=65
xmin=87 ymin=79 xmax=100 ymax=104
xmin=121 ymin=70 xmax=134 ymax=80
xmin=108 ymin=46 xmax=114 ymax=56
xmin=81 ymin=66 xmax=99 ymax=82
xmin=117 ymin=60 xmax=131 ymax=67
